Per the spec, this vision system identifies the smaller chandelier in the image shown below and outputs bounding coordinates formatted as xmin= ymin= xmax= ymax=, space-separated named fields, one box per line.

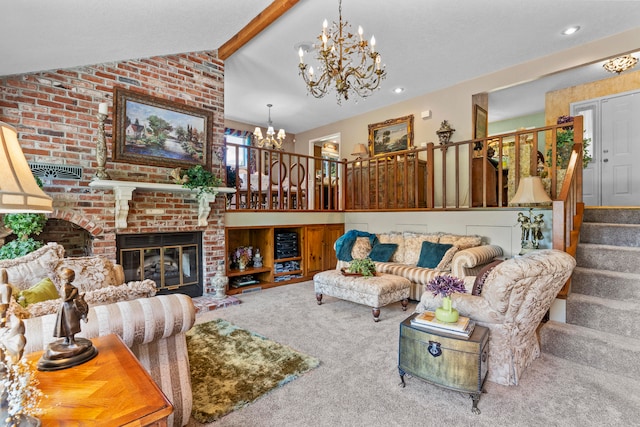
xmin=297 ymin=0 xmax=386 ymax=104
xmin=253 ymin=104 xmax=285 ymax=150
xmin=603 ymin=54 xmax=638 ymax=74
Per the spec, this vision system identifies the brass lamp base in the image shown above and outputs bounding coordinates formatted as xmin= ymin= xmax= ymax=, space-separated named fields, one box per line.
xmin=37 ymin=337 xmax=98 ymax=371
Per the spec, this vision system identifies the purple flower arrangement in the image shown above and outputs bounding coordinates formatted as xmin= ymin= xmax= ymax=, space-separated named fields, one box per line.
xmin=426 ymin=275 xmax=467 ymax=298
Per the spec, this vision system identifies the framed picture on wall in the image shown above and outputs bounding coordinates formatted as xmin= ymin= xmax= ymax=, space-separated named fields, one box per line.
xmin=368 ymin=114 xmax=414 ymax=156
xmin=113 ymin=87 xmax=212 ymax=168
xmin=474 ymin=105 xmax=488 ymax=139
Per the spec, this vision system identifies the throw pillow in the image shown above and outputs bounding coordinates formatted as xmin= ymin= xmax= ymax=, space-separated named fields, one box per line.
xmin=472 ymin=260 xmax=504 ymax=296
xmin=439 ymin=234 xmax=483 ymax=250
xmin=416 ymin=241 xmax=454 ymax=269
xmin=368 ymin=243 xmax=398 ymax=262
xmin=435 ymin=246 xmax=459 ymax=271
xmin=17 ymin=277 xmax=59 ymax=307
xmin=351 ymin=237 xmax=373 ymax=260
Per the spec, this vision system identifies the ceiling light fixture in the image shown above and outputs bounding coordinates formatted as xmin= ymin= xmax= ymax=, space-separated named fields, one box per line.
xmin=603 ymin=54 xmax=638 ymax=74
xmin=297 ymin=0 xmax=386 ymax=104
xmin=253 ymin=104 xmax=285 ymax=150
xmin=561 ymin=26 xmax=580 ymax=35
xmin=393 ymin=87 xmax=405 ymax=94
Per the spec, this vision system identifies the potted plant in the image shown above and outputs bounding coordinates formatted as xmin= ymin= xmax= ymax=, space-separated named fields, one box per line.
xmin=173 ymin=165 xmax=223 ymax=200
xmin=345 ymin=257 xmax=376 ymax=277
xmin=425 ymin=275 xmax=467 ymax=323
xmin=546 ymin=115 xmax=592 ymax=170
xmin=0 ymin=177 xmax=48 ymax=260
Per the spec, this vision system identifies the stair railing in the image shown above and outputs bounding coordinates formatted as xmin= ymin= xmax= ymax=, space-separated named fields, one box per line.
xmin=552 ymin=115 xmax=584 ymax=298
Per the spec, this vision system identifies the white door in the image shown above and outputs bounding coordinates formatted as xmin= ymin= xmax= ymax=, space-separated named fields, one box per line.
xmin=601 ymin=92 xmax=640 ymax=206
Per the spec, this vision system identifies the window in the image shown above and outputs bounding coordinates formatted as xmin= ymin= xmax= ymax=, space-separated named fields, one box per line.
xmin=224 ymin=129 xmax=251 ymax=167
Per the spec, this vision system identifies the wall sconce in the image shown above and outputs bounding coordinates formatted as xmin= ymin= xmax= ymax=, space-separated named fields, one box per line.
xmin=351 ymin=143 xmax=368 ymax=159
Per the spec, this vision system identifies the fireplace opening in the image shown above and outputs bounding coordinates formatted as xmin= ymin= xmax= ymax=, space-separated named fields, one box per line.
xmin=117 ymin=231 xmax=203 ymax=297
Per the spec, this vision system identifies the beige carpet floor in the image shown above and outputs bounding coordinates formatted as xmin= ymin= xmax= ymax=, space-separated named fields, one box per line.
xmin=188 ymin=280 xmax=640 ymax=427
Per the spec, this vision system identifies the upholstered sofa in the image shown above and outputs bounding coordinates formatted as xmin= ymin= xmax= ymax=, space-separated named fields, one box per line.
xmin=22 ymin=293 xmax=196 ymax=427
xmin=0 ymin=243 xmax=156 ymax=318
xmin=335 ymin=231 xmax=503 ymax=300
xmin=415 ymin=249 xmax=576 ymax=386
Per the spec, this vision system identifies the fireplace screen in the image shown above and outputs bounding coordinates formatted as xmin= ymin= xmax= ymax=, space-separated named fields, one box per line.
xmin=117 ymin=232 xmax=202 ymax=297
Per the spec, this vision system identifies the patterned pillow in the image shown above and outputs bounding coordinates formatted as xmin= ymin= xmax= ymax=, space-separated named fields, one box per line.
xmin=472 ymin=260 xmax=503 ymax=296
xmin=351 ymin=237 xmax=372 ymax=260
xmin=439 ymin=234 xmax=483 ymax=250
xmin=435 ymin=246 xmax=460 ymax=271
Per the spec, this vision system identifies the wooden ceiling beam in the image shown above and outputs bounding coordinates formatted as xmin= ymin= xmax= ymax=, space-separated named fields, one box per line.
xmin=218 ymin=0 xmax=300 ymax=61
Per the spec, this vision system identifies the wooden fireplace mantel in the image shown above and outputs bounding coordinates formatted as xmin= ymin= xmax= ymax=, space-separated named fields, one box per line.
xmin=88 ymin=179 xmax=235 ymax=229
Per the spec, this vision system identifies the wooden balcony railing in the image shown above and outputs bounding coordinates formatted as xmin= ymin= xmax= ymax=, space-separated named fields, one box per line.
xmin=223 ymin=144 xmax=341 ymax=212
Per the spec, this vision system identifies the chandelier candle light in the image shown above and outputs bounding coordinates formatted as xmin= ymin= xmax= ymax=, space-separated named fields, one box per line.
xmin=297 ymin=0 xmax=386 ymax=103
xmin=253 ymin=104 xmax=285 ymax=150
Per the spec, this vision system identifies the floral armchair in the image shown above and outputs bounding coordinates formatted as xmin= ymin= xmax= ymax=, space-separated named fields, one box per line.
xmin=415 ymin=249 xmax=576 ymax=386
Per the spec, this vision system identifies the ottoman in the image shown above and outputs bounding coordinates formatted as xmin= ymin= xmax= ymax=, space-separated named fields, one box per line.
xmin=313 ymin=270 xmax=411 ymax=322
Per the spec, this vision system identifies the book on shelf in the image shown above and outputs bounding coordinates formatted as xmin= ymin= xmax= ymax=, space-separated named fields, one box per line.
xmin=412 ymin=311 xmax=470 ymax=332
xmin=410 ymin=318 xmax=476 ymax=338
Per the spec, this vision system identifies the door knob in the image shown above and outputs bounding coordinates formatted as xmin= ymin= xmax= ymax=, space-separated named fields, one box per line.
xmin=603 ymin=159 xmax=609 ymax=163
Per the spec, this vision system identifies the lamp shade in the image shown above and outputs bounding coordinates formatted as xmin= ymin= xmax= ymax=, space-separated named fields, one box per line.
xmin=510 ymin=176 xmax=552 ymax=205
xmin=0 ymin=122 xmax=53 ymax=213
xmin=351 ymin=143 xmax=368 ymax=157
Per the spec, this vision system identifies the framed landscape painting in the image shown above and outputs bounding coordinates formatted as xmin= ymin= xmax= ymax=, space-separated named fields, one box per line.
xmin=368 ymin=114 xmax=414 ymax=156
xmin=113 ymin=87 xmax=212 ymax=168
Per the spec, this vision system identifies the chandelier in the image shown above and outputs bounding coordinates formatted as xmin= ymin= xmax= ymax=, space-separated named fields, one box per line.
xmin=603 ymin=54 xmax=638 ymax=74
xmin=253 ymin=104 xmax=285 ymax=150
xmin=297 ymin=0 xmax=386 ymax=104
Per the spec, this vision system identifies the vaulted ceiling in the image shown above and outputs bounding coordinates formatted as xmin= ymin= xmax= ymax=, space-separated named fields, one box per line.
xmin=3 ymin=0 xmax=640 ymax=133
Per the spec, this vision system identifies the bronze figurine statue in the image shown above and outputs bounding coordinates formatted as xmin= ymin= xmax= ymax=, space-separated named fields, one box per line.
xmin=38 ymin=268 xmax=97 ymax=371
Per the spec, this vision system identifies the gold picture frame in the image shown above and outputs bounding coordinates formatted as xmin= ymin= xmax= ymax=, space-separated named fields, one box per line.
xmin=113 ymin=87 xmax=212 ymax=169
xmin=368 ymin=114 xmax=414 ymax=157
xmin=473 ymin=105 xmax=488 ymax=139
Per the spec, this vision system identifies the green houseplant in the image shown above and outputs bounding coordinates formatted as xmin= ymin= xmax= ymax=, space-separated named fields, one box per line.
xmin=0 ymin=177 xmax=48 ymax=260
xmin=174 ymin=165 xmax=223 ymax=199
xmin=346 ymin=257 xmax=376 ymax=277
xmin=546 ymin=116 xmax=592 ymax=170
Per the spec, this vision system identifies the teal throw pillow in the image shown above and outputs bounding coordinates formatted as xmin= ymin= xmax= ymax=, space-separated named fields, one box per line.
xmin=416 ymin=241 xmax=453 ymax=268
xmin=368 ymin=243 xmax=398 ymax=262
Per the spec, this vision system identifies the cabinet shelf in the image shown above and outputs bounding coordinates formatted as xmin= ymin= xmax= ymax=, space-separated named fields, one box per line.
xmin=274 ymin=269 xmax=303 ymax=277
xmin=227 ymin=266 xmax=271 ymax=277
xmin=275 ymin=256 xmax=302 ymax=263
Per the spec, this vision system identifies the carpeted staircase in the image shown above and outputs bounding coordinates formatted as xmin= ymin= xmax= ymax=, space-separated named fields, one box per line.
xmin=540 ymin=207 xmax=640 ymax=380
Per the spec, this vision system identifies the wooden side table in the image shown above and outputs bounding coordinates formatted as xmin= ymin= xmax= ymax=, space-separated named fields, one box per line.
xmin=26 ymin=334 xmax=173 ymax=426
xmin=398 ymin=313 xmax=489 ymax=414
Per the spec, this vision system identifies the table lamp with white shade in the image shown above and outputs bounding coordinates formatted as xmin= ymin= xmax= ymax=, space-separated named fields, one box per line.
xmin=510 ymin=176 xmax=552 ymax=254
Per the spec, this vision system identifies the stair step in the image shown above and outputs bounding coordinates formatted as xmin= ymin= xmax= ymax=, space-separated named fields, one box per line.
xmin=540 ymin=320 xmax=640 ymax=380
xmin=576 ymin=244 xmax=640 ymax=274
xmin=580 ymin=222 xmax=640 ymax=247
xmin=572 ymin=267 xmax=640 ymax=301
xmin=583 ymin=207 xmax=640 ymax=224
xmin=567 ymin=293 xmax=640 ymax=338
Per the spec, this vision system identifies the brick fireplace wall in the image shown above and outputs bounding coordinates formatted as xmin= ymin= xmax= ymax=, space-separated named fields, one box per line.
xmin=0 ymin=50 xmax=227 ymax=294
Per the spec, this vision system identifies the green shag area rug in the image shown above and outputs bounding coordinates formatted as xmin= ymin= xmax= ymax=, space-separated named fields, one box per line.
xmin=187 ymin=319 xmax=320 ymax=423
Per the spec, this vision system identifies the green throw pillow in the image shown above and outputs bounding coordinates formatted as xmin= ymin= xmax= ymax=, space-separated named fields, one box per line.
xmin=18 ymin=277 xmax=59 ymax=307
xmin=368 ymin=243 xmax=398 ymax=262
xmin=416 ymin=241 xmax=453 ymax=268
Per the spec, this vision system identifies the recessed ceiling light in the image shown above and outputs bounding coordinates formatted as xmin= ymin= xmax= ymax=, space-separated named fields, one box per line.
xmin=393 ymin=87 xmax=405 ymax=94
xmin=562 ymin=26 xmax=580 ymax=36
